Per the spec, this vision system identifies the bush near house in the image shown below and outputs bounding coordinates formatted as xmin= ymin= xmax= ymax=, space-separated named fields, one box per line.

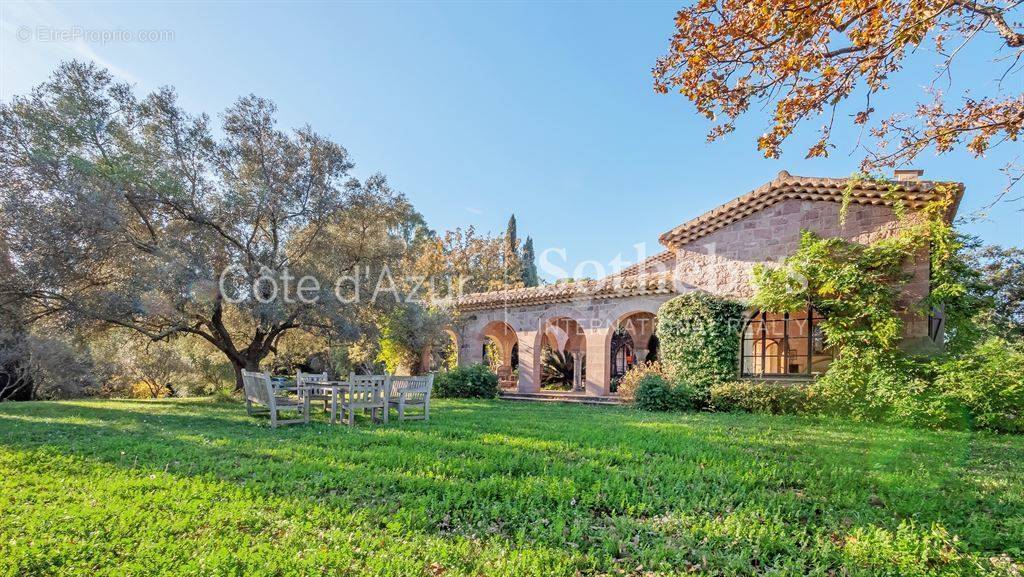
xmin=633 ymin=374 xmax=695 ymax=412
xmin=615 ymin=361 xmax=666 ymax=402
xmin=809 ymin=351 xmax=948 ymax=428
xmin=656 ymin=293 xmax=746 ymax=406
xmin=699 ymin=338 xmax=1023 ymax=433
xmin=811 ymin=338 xmax=1024 ymax=433
xmin=710 ymin=380 xmax=814 ymax=414
xmin=933 ymin=337 xmax=1024 ymax=433
xmin=434 ymin=363 xmax=499 ymax=399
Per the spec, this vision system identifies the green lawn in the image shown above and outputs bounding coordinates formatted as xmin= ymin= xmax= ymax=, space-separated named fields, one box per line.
xmin=0 ymin=398 xmax=1021 ymax=576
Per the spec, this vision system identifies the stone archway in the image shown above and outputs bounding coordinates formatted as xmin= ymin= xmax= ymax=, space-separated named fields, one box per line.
xmin=480 ymin=320 xmax=519 ymax=388
xmin=541 ymin=316 xmax=587 ymax=391
xmin=457 ymin=295 xmax=674 ymax=396
xmin=607 ymin=310 xmax=658 ymax=389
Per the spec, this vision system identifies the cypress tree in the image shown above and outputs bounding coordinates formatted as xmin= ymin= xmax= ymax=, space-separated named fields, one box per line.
xmin=521 ymin=236 xmax=539 ymax=287
xmin=504 ymin=214 xmax=522 ymax=286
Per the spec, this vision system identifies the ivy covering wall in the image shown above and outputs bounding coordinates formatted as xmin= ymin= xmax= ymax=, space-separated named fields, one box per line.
xmin=743 ymin=181 xmax=1024 ymax=432
xmin=657 ymin=292 xmax=746 ymax=402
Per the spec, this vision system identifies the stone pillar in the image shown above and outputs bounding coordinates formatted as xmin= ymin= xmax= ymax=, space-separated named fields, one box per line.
xmin=572 ymin=353 xmax=583 ymax=391
xmin=584 ymin=327 xmax=613 ymax=396
xmin=500 ymin=335 xmax=513 ymax=367
xmin=515 ymin=330 xmax=541 ymax=393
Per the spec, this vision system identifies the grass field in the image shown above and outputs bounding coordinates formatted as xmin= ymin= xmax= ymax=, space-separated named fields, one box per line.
xmin=0 ymin=398 xmax=1021 ymax=576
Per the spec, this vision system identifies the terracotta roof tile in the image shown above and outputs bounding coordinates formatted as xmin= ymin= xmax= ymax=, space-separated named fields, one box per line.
xmin=455 ymin=269 xmax=679 ymax=311
xmin=658 ymin=171 xmax=963 ymax=248
xmin=614 ymin=251 xmax=676 ymax=277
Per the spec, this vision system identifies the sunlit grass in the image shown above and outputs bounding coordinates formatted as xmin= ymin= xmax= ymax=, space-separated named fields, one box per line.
xmin=0 ymin=398 xmax=1021 ymax=576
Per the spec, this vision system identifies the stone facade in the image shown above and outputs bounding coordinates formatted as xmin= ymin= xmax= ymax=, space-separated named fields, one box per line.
xmin=458 ymin=295 xmax=672 ymax=394
xmin=454 ymin=172 xmax=962 ymax=393
xmin=672 ymin=198 xmax=909 ymax=298
xmin=669 ymin=198 xmax=933 ymax=348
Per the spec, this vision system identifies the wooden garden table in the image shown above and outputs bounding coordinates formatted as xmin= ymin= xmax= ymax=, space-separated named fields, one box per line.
xmin=304 ymin=381 xmax=350 ymax=425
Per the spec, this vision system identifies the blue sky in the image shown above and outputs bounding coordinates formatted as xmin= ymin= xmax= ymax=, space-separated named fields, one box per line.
xmin=2 ymin=1 xmax=1021 ymax=281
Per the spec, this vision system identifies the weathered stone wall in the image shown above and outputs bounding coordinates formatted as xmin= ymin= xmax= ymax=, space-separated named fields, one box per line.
xmin=671 ymin=198 xmax=931 ymax=344
xmin=671 ymin=199 xmax=906 ymax=296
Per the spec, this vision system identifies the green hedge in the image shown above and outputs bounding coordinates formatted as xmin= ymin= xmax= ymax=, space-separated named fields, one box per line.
xmin=710 ymin=381 xmax=813 ymax=415
xmin=812 ymin=338 xmax=1024 ymax=432
xmin=933 ymin=338 xmax=1024 ymax=433
xmin=634 ymin=374 xmax=696 ymax=412
xmin=434 ymin=364 xmax=499 ymax=399
xmin=657 ymin=292 xmax=746 ymax=404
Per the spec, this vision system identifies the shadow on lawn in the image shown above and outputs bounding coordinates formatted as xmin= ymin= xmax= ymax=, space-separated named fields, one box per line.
xmin=0 ymin=398 xmax=1021 ymax=558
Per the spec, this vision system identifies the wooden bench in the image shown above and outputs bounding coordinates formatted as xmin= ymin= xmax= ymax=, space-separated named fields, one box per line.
xmin=387 ymin=375 xmax=434 ymax=421
xmin=241 ymin=370 xmax=310 ymax=428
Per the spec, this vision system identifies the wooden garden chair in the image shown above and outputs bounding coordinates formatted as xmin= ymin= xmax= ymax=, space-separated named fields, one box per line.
xmin=496 ymin=365 xmax=516 ymax=389
xmin=296 ymin=371 xmax=331 ymax=411
xmin=241 ymin=369 xmax=310 ymax=428
xmin=387 ymin=374 xmax=434 ymax=421
xmin=339 ymin=374 xmax=388 ymax=426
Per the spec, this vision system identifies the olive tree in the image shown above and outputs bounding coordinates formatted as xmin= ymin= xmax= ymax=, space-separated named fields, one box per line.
xmin=0 ymin=61 xmax=424 ymax=389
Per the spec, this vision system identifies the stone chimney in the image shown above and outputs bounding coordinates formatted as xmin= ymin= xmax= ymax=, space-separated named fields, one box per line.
xmin=894 ymin=169 xmax=924 ymax=182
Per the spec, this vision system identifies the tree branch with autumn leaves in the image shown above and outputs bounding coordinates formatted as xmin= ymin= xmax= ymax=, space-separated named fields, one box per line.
xmin=654 ymin=0 xmax=1024 ymax=207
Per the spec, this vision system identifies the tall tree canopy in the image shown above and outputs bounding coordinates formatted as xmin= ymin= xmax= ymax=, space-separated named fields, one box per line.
xmin=0 ymin=61 xmax=426 ymax=387
xmin=521 ymin=236 xmax=539 ymax=287
xmin=414 ymin=226 xmax=509 ymax=295
xmin=503 ymin=214 xmax=522 ymax=287
xmin=654 ymin=0 xmax=1024 ymax=202
xmin=970 ymin=243 xmax=1024 ymax=336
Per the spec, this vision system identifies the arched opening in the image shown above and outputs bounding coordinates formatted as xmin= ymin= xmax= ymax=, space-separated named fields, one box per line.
xmin=741 ymin=307 xmax=833 ymax=378
xmin=541 ymin=317 xmax=586 ymax=391
xmin=610 ymin=329 xmax=634 ymax=379
xmin=610 ymin=312 xmax=658 ymax=390
xmin=480 ymin=321 xmax=519 ymax=388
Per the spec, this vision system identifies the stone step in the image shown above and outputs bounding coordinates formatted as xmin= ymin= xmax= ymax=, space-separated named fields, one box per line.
xmin=498 ymin=391 xmax=623 ymax=405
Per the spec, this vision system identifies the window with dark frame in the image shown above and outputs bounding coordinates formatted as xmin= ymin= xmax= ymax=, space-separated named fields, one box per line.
xmin=740 ymin=307 xmax=833 ymax=379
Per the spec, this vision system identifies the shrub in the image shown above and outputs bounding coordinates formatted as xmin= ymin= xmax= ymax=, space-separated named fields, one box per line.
xmin=213 ymin=384 xmax=239 ymax=403
xmin=657 ymin=293 xmax=745 ymax=405
xmin=809 ymin=338 xmax=1024 ymax=432
xmin=669 ymin=381 xmax=700 ymax=411
xmin=934 ymin=337 xmax=1024 ymax=433
xmin=434 ymin=363 xmax=499 ymax=399
xmin=810 ymin=351 xmax=932 ymax=424
xmin=634 ymin=374 xmax=695 ymax=411
xmin=814 ymin=353 xmax=961 ymax=429
xmin=616 ymin=361 xmax=666 ymax=402
xmin=541 ymin=348 xmax=583 ymax=390
xmin=634 ymin=375 xmax=673 ymax=411
xmin=710 ymin=381 xmax=813 ymax=414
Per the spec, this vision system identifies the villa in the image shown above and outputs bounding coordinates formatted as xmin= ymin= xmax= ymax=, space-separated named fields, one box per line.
xmin=453 ymin=170 xmax=963 ymax=396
